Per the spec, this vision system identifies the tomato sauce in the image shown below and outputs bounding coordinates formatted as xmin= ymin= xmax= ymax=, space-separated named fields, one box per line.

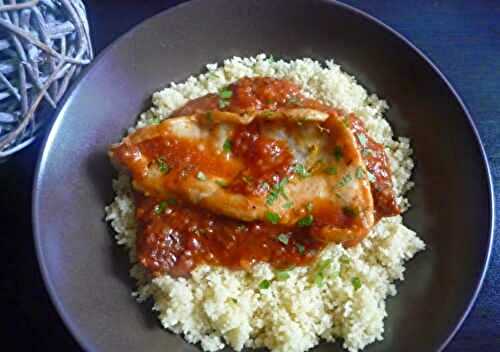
xmin=133 ymin=76 xmax=400 ymax=277
xmin=228 ymin=119 xmax=294 ymax=196
xmin=135 ymin=194 xmax=324 ymax=277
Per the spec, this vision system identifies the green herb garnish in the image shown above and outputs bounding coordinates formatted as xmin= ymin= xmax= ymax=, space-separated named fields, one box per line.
xmin=317 ymin=259 xmax=332 ymax=272
xmin=223 ymin=139 xmax=232 ymax=153
xmin=313 ymin=259 xmax=333 ymax=287
xmin=266 ymin=177 xmax=289 ymax=205
xmin=342 ymin=206 xmax=358 ymax=218
xmin=219 ymin=88 xmax=233 ymax=99
xmin=242 ymin=175 xmax=254 ymax=185
xmin=277 ymin=233 xmax=290 ymax=245
xmin=357 ymin=133 xmax=368 ymax=147
xmin=215 ymin=179 xmax=228 ymax=187
xmin=218 ymin=87 xmax=233 ymax=108
xmin=293 ymin=163 xmax=310 ymax=178
xmin=351 ymin=277 xmax=362 ymax=290
xmin=259 ymin=280 xmax=271 ymax=289
xmin=355 ymin=166 xmax=365 ymax=180
xmin=339 ymin=256 xmax=350 ymax=265
xmin=297 ymin=214 xmax=314 ymax=227
xmin=218 ymin=100 xmax=229 ymax=109
xmin=237 ymin=224 xmax=248 ymax=231
xmin=367 ymin=171 xmax=376 ymax=183
xmin=314 ymin=272 xmax=326 ymax=287
xmin=324 ymin=166 xmax=337 ymax=175
xmin=156 ymin=157 xmax=170 ymax=173
xmin=265 ymin=211 xmax=281 ymax=224
xmin=333 ymin=145 xmax=343 ymax=161
xmin=306 ymin=202 xmax=313 ymax=213
xmin=196 ymin=171 xmax=207 ymax=181
xmin=283 ymin=201 xmax=294 ymax=209
xmin=336 ymin=173 xmax=352 ymax=188
xmin=153 ymin=201 xmax=168 ymax=215
xmin=275 ymin=269 xmax=291 ymax=281
xmin=296 ymin=243 xmax=305 ymax=255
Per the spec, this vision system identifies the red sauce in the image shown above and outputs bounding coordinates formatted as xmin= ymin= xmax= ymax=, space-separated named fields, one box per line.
xmin=132 ymin=76 xmax=400 ymax=277
xmin=229 ymin=119 xmax=294 ymax=195
xmin=113 ymin=134 xmax=242 ymax=199
xmin=347 ymin=115 xmax=400 ymax=217
xmin=135 ymin=194 xmax=324 ymax=277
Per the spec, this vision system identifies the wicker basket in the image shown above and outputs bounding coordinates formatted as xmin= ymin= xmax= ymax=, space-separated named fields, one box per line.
xmin=0 ymin=0 xmax=93 ymax=158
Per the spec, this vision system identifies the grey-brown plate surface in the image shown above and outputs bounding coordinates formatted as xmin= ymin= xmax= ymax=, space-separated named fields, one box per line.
xmin=33 ymin=0 xmax=494 ymax=351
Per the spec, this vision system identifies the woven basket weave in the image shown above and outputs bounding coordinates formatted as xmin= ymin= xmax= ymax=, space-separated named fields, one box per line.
xmin=0 ymin=0 xmax=93 ymax=158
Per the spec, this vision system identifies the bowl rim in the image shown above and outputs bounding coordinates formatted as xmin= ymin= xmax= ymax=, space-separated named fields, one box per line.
xmin=32 ymin=1 xmax=495 ymax=351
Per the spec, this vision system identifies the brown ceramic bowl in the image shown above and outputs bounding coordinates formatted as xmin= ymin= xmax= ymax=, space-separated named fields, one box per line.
xmin=33 ymin=0 xmax=494 ymax=351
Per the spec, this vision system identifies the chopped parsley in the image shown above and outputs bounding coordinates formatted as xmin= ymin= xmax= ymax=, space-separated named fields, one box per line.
xmin=306 ymin=201 xmax=313 ymax=213
xmin=283 ymin=201 xmax=294 ymax=209
xmin=317 ymin=259 xmax=332 ymax=272
xmin=259 ymin=280 xmax=271 ymax=290
xmin=219 ymin=88 xmax=233 ymax=99
xmin=276 ymin=233 xmax=290 ymax=245
xmin=367 ymin=171 xmax=377 ymax=183
xmin=266 ymin=177 xmax=289 ymax=205
xmin=242 ymin=175 xmax=254 ymax=184
xmin=351 ymin=277 xmax=362 ymax=290
xmin=314 ymin=273 xmax=325 ymax=287
xmin=275 ymin=268 xmax=291 ymax=281
xmin=342 ymin=116 xmax=350 ymax=128
xmin=355 ymin=166 xmax=365 ymax=179
xmin=333 ymin=145 xmax=343 ymax=161
xmin=324 ymin=166 xmax=337 ymax=175
xmin=293 ymin=163 xmax=310 ymax=178
xmin=265 ymin=211 xmax=281 ymax=224
xmin=218 ymin=87 xmax=233 ymax=108
xmin=313 ymin=259 xmax=332 ymax=287
xmin=357 ymin=133 xmax=368 ymax=147
xmin=261 ymin=181 xmax=271 ymax=192
xmin=215 ymin=179 xmax=228 ymax=187
xmin=336 ymin=173 xmax=352 ymax=188
xmin=196 ymin=171 xmax=207 ymax=181
xmin=237 ymin=224 xmax=248 ymax=232
xmin=150 ymin=117 xmax=161 ymax=125
xmin=296 ymin=243 xmax=305 ymax=255
xmin=218 ymin=100 xmax=230 ymax=109
xmin=297 ymin=214 xmax=314 ymax=227
xmin=156 ymin=157 xmax=170 ymax=173
xmin=153 ymin=201 xmax=168 ymax=215
xmin=222 ymin=139 xmax=232 ymax=153
xmin=339 ymin=255 xmax=350 ymax=265
xmin=334 ymin=192 xmax=345 ymax=201
xmin=342 ymin=206 xmax=358 ymax=218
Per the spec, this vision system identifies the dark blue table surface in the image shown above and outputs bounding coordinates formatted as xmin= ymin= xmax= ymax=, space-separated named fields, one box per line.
xmin=0 ymin=0 xmax=498 ymax=350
